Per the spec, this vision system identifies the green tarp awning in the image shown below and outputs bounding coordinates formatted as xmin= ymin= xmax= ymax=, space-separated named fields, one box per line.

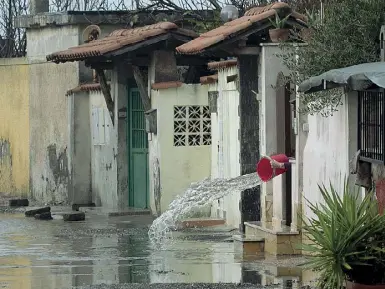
xmin=298 ymin=62 xmax=385 ymax=93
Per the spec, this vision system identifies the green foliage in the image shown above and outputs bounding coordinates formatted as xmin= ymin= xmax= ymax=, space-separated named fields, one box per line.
xmin=183 ymin=10 xmax=222 ymax=34
xmin=304 ymin=8 xmax=321 ymax=28
xmin=269 ymin=11 xmax=290 ymax=29
xmin=279 ymin=0 xmax=385 ymax=116
xmin=302 ymin=181 xmax=385 ymax=289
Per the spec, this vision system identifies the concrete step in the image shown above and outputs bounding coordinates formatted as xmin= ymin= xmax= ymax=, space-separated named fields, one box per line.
xmin=78 ymin=207 xmax=151 ymax=216
xmin=108 ymin=209 xmax=151 ymax=217
xmin=233 ymin=235 xmax=265 ymax=257
xmin=232 ymin=234 xmax=264 ymax=243
xmin=233 ymin=234 xmax=265 ymax=261
xmin=177 ymin=218 xmax=225 ymax=229
xmin=244 ymin=221 xmax=301 ymax=256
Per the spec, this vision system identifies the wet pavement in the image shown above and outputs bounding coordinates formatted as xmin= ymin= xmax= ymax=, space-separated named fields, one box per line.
xmin=0 ymin=209 xmax=316 ymax=289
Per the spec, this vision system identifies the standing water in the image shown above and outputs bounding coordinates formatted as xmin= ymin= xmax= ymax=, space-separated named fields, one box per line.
xmin=148 ymin=173 xmax=261 ymax=247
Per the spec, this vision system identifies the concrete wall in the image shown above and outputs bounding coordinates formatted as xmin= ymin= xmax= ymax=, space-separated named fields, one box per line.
xmin=302 ymin=90 xmax=358 ymax=219
xmin=28 ymin=26 xmax=81 ymax=204
xmin=209 ymin=66 xmax=242 ymax=228
xmin=27 ymin=23 xmax=129 ymax=205
xmin=68 ymin=92 xmax=92 ymax=204
xmin=259 ymin=43 xmax=292 ymax=224
xmin=114 ymin=68 xmax=130 ymax=210
xmin=149 ymin=84 xmax=211 ymax=213
xmin=88 ymin=90 xmax=118 ymax=208
xmin=68 ymin=79 xmax=127 ymax=209
xmin=0 ymin=58 xmax=30 ymax=197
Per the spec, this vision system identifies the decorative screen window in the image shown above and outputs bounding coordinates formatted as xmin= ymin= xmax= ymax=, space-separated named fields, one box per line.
xmin=173 ymin=105 xmax=211 ymax=147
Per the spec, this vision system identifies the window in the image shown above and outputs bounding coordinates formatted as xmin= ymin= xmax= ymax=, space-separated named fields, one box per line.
xmin=173 ymin=105 xmax=211 ymax=147
xmin=358 ymin=90 xmax=384 ymax=163
xmin=92 ymin=106 xmax=110 ymax=145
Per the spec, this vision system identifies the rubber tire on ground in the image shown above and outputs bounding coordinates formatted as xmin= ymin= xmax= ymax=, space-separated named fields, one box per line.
xmin=34 ymin=212 xmax=53 ymax=220
xmin=63 ymin=212 xmax=85 ymax=221
xmin=25 ymin=207 xmax=51 ymax=217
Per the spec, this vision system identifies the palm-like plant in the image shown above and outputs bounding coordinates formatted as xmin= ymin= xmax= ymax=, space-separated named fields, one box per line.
xmin=302 ymin=181 xmax=385 ymax=289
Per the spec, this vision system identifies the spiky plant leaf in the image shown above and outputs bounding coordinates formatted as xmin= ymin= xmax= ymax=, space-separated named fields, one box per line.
xmin=302 ymin=180 xmax=385 ymax=289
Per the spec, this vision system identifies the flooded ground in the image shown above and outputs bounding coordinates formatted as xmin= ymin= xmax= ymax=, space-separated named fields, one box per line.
xmin=0 ymin=209 xmax=316 ymax=289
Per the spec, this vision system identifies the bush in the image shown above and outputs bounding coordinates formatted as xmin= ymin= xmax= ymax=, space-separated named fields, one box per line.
xmin=302 ymin=181 xmax=385 ymax=289
xmin=280 ymin=0 xmax=385 ymax=116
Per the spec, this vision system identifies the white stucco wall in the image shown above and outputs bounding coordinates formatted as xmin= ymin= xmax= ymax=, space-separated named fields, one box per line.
xmin=259 ymin=43 xmax=292 ymax=224
xmin=209 ymin=82 xmax=219 ymax=179
xmin=28 ymin=26 xmax=80 ymax=204
xmin=209 ymin=66 xmax=242 ymax=228
xmin=89 ymin=90 xmax=118 ymax=208
xmin=27 ymin=23 xmax=126 ymax=205
xmin=149 ymin=84 xmax=211 ymax=213
xmin=302 ymin=90 xmax=358 ymax=218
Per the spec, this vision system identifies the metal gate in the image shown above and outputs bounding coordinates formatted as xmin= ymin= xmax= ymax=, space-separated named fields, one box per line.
xmin=127 ymin=88 xmax=149 ymax=208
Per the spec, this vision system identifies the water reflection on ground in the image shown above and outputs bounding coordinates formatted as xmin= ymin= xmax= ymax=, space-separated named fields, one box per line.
xmin=0 ymin=212 xmax=316 ymax=289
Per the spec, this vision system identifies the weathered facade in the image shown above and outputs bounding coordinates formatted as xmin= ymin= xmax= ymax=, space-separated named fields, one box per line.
xmin=47 ymin=21 xmax=215 ymax=212
xmin=0 ymin=58 xmax=30 ymax=197
xmin=13 ymin=11 xmax=136 ymax=204
xmin=207 ymin=61 xmax=241 ymax=229
xmin=177 ymin=2 xmax=307 ymax=250
xmin=149 ymin=83 xmax=212 ymax=213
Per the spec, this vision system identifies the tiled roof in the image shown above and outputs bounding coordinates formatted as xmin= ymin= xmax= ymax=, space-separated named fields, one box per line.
xmin=176 ymin=3 xmax=306 ymax=54
xmin=200 ymin=74 xmax=218 ymax=84
xmin=151 ymin=81 xmax=183 ymax=90
xmin=208 ymin=59 xmax=238 ymax=70
xmin=47 ymin=22 xmax=198 ymax=63
xmin=66 ymin=83 xmax=105 ymax=95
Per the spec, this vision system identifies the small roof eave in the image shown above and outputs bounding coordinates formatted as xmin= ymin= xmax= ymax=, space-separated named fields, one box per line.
xmin=176 ymin=2 xmax=306 ymax=55
xmin=46 ymin=22 xmax=198 ymax=64
xmin=298 ymin=62 xmax=385 ymax=94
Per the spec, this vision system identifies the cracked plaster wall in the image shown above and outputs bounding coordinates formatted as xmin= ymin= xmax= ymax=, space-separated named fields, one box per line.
xmin=302 ymin=91 xmax=358 ymax=219
xmin=89 ymin=90 xmax=118 ymax=208
xmin=27 ymin=26 xmax=82 ymax=204
xmin=0 ymin=58 xmax=29 ymax=197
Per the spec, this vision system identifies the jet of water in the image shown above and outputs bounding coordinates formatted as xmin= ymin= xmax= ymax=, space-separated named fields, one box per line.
xmin=148 ymin=173 xmax=261 ymax=249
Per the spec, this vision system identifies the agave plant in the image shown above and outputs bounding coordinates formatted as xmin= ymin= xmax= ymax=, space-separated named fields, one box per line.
xmin=305 ymin=8 xmax=321 ymax=29
xmin=269 ymin=11 xmax=291 ymax=29
xmin=302 ymin=181 xmax=385 ymax=289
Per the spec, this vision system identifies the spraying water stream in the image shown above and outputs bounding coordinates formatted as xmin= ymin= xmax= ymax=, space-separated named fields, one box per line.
xmin=148 ymin=173 xmax=261 ymax=248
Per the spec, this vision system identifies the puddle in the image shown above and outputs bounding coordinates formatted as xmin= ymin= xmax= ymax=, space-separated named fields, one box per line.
xmin=0 ymin=213 xmax=316 ymax=288
xmin=148 ymin=173 xmax=261 ymax=247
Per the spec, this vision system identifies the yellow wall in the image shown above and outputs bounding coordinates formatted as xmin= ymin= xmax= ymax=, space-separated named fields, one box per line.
xmin=150 ymin=84 xmax=212 ymax=212
xmin=0 ymin=58 xmax=29 ymax=197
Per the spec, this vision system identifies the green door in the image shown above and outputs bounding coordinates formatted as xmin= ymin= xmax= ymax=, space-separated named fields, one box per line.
xmin=127 ymin=88 xmax=149 ymax=209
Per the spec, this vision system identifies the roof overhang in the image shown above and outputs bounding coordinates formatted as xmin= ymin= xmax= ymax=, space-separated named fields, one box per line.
xmin=298 ymin=62 xmax=385 ymax=94
xmin=46 ymin=22 xmax=199 ymax=64
xmin=176 ymin=2 xmax=307 ymax=55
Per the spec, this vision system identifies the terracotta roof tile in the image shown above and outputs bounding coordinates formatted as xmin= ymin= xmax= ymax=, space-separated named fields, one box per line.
xmin=176 ymin=3 xmax=306 ymax=54
xmin=151 ymin=81 xmax=183 ymax=90
xmin=200 ymin=74 xmax=218 ymax=84
xmin=244 ymin=2 xmax=287 ymax=16
xmin=47 ymin=22 xmax=198 ymax=63
xmin=245 ymin=2 xmax=306 ymax=22
xmin=208 ymin=59 xmax=238 ymax=70
xmin=66 ymin=83 xmax=106 ymax=95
